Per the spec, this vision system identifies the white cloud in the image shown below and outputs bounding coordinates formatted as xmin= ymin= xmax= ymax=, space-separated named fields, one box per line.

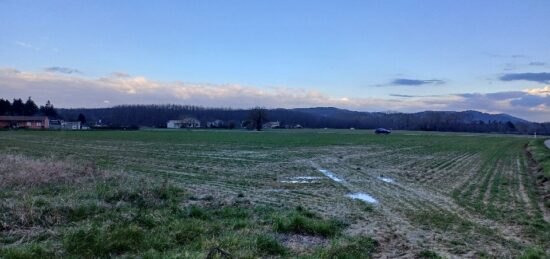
xmin=0 ymin=67 xmax=549 ymax=122
xmin=523 ymin=86 xmax=550 ymax=96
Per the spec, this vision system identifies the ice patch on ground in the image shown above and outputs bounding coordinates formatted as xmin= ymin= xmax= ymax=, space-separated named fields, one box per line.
xmin=280 ymin=176 xmax=322 ymax=184
xmin=281 ymin=180 xmax=312 ymax=184
xmin=346 ymin=192 xmax=378 ymax=204
xmin=318 ymin=169 xmax=343 ymax=182
xmin=293 ymin=176 xmax=322 ymax=180
xmin=378 ymin=176 xmax=395 ymax=183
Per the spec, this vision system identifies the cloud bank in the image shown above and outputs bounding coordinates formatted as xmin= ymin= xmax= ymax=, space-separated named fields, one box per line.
xmin=0 ymin=68 xmax=548 ymax=122
xmin=500 ymin=72 xmax=550 ymax=84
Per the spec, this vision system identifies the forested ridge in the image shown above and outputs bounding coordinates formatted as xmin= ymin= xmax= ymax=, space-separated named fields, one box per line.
xmin=58 ymin=104 xmax=550 ymax=135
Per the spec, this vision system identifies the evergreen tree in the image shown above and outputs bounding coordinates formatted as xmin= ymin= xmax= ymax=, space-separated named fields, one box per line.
xmin=23 ymin=97 xmax=39 ymax=116
xmin=0 ymin=99 xmax=11 ymax=115
xmin=40 ymin=100 xmax=58 ymax=117
xmin=11 ymin=98 xmax=25 ymax=116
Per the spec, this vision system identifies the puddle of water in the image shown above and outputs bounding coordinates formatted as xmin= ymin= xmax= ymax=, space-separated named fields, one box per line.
xmin=280 ymin=176 xmax=322 ymax=184
xmin=318 ymin=169 xmax=343 ymax=182
xmin=346 ymin=192 xmax=378 ymax=204
xmin=293 ymin=176 xmax=322 ymax=180
xmin=377 ymin=176 xmax=395 ymax=183
xmin=281 ymin=180 xmax=316 ymax=184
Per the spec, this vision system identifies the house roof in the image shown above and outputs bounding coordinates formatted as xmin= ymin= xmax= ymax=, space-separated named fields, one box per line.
xmin=0 ymin=116 xmax=48 ymax=121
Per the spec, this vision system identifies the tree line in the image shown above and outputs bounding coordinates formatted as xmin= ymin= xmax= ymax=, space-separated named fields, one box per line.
xmin=3 ymin=98 xmax=547 ymax=134
xmin=0 ymin=97 xmax=58 ymax=117
xmin=57 ymin=104 xmax=550 ymax=135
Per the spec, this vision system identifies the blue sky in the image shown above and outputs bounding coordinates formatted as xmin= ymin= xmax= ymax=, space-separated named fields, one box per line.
xmin=1 ymin=0 xmax=549 ymax=121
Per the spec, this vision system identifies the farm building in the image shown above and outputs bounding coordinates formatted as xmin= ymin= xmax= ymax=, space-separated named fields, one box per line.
xmin=50 ymin=120 xmax=82 ymax=130
xmin=206 ymin=120 xmax=225 ymax=128
xmin=263 ymin=121 xmax=280 ymax=129
xmin=0 ymin=116 xmax=50 ymax=129
xmin=167 ymin=117 xmax=201 ymax=128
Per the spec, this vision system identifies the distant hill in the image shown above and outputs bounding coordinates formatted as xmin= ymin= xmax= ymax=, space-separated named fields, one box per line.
xmin=295 ymin=107 xmax=528 ymax=124
xmin=415 ymin=110 xmax=528 ymax=124
xmin=57 ymin=105 xmax=549 ymax=135
xmin=294 ymin=107 xmax=361 ymax=117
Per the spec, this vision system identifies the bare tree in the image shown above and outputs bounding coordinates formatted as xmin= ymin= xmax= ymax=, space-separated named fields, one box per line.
xmin=248 ymin=107 xmax=268 ymax=131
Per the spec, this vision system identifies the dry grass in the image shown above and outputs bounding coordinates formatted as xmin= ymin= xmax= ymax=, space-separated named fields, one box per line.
xmin=0 ymin=154 xmax=374 ymax=258
xmin=0 ymin=154 xmax=101 ymax=188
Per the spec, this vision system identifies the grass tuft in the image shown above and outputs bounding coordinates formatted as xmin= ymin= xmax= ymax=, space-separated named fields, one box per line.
xmin=273 ymin=207 xmax=345 ymax=237
xmin=320 ymin=236 xmax=378 ymax=259
xmin=417 ymin=250 xmax=444 ymax=259
xmin=256 ymin=234 xmax=287 ymax=255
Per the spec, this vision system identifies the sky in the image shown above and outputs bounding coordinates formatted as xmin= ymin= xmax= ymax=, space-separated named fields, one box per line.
xmin=0 ymin=0 xmax=549 ymax=122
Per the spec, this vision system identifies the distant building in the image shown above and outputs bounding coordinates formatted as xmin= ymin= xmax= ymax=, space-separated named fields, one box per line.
xmin=63 ymin=121 xmax=82 ymax=130
xmin=167 ymin=117 xmax=201 ymax=128
xmin=206 ymin=120 xmax=225 ymax=128
xmin=50 ymin=120 xmax=82 ymax=130
xmin=263 ymin=121 xmax=280 ymax=129
xmin=241 ymin=120 xmax=253 ymax=129
xmin=0 ymin=116 xmax=49 ymax=129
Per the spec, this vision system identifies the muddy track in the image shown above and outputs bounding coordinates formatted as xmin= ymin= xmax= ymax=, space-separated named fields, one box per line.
xmin=306 ymin=154 xmax=529 ymax=258
xmin=516 ymin=158 xmax=534 ymax=216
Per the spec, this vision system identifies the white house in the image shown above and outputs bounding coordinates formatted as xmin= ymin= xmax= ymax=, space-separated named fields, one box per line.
xmin=49 ymin=120 xmax=81 ymax=130
xmin=263 ymin=121 xmax=280 ymax=129
xmin=167 ymin=117 xmax=201 ymax=128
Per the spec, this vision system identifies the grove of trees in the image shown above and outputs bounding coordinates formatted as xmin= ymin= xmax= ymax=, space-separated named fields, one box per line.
xmin=0 ymin=97 xmax=58 ymax=118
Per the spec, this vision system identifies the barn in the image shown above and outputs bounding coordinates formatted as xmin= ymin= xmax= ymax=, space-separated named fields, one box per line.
xmin=0 ymin=116 xmax=50 ymax=129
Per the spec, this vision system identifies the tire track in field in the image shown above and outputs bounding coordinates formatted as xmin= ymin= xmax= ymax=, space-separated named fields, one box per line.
xmin=482 ymin=159 xmax=500 ymax=204
xmin=309 ymin=154 xmax=529 ymax=257
xmin=516 ymin=157 xmax=535 ymax=217
xmin=418 ymin=152 xmax=477 ymax=186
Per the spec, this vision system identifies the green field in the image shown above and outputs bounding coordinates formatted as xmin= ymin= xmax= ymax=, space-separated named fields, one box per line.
xmin=1 ymin=129 xmax=549 ymax=258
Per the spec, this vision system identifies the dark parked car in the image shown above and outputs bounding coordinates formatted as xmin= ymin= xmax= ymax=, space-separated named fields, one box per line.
xmin=374 ymin=128 xmax=391 ymax=134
